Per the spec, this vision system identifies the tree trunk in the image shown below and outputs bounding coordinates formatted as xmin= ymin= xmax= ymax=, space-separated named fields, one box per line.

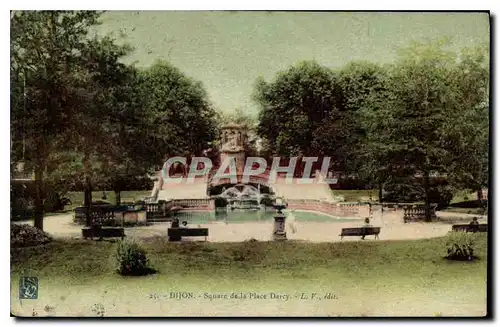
xmin=115 ymin=189 xmax=121 ymax=206
xmin=84 ymin=175 xmax=92 ymax=227
xmin=378 ymin=182 xmax=383 ymax=204
xmin=476 ymin=188 xmax=483 ymax=201
xmin=33 ymin=136 xmax=46 ymax=230
xmin=33 ymin=163 xmax=44 ymax=230
xmin=423 ymin=171 xmax=431 ymax=222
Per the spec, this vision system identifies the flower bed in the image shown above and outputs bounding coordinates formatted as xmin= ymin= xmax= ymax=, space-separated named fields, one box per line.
xmin=11 ymin=224 xmax=52 ymax=248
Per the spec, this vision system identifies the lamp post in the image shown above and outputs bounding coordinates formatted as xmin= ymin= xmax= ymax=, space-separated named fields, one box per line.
xmin=272 ymin=197 xmax=287 ymax=241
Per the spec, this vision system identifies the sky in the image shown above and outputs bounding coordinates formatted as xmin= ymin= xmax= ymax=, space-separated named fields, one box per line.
xmin=98 ymin=11 xmax=489 ymax=116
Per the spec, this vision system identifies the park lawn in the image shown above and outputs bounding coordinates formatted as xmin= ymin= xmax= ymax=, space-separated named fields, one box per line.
xmin=441 ymin=207 xmax=486 ymax=215
xmin=450 ymin=190 xmax=481 ymax=204
xmin=11 ymin=235 xmax=488 ymax=316
xmin=331 ymin=189 xmax=378 ymax=202
xmin=330 ymin=189 xmax=482 ymax=205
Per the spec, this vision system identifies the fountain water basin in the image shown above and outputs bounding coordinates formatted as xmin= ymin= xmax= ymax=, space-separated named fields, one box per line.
xmin=218 ymin=184 xmax=265 ymax=211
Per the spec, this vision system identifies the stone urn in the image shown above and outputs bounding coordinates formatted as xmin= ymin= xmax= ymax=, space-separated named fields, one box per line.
xmin=272 ymin=197 xmax=287 ymax=241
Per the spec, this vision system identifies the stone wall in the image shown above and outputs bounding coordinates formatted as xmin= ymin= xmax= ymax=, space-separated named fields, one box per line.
xmin=168 ymin=198 xmax=215 ymax=212
xmin=114 ymin=210 xmax=147 ymax=225
xmin=287 ymin=199 xmax=370 ymax=218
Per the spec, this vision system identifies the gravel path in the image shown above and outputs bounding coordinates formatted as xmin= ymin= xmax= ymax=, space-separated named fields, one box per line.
xmin=14 ymin=209 xmax=487 ymax=242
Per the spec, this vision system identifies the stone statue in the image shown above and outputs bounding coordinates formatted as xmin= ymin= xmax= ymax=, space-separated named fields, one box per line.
xmin=219 ymin=125 xmax=249 ymax=152
xmin=236 ymin=131 xmax=241 ymax=146
xmin=222 ymin=130 xmax=228 ymax=144
xmin=229 ymin=131 xmax=237 ymax=147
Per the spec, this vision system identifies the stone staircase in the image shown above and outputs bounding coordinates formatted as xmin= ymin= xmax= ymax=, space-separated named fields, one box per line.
xmin=270 ymin=173 xmax=336 ymax=201
xmin=154 ymin=178 xmax=208 ymax=201
xmin=149 ymin=169 xmax=336 ymax=202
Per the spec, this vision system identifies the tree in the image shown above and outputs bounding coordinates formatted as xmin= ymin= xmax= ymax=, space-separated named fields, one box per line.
xmin=11 ymin=11 xmax=148 ymax=227
xmin=218 ymin=108 xmax=257 ymax=128
xmin=362 ymin=40 xmax=474 ymax=219
xmin=321 ymin=61 xmax=389 ymax=178
xmin=445 ymin=44 xmax=489 ymax=201
xmin=11 ymin=11 xmax=102 ymax=230
xmin=253 ymin=61 xmax=341 ymax=157
xmin=254 ymin=60 xmax=391 ymax=180
xmin=138 ymin=60 xmax=219 ymax=161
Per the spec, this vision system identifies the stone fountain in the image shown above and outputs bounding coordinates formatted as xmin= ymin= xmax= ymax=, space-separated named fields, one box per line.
xmin=219 ymin=184 xmax=261 ymax=211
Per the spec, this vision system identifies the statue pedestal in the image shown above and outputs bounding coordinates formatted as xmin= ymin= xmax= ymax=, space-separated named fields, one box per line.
xmin=273 ymin=214 xmax=287 ymax=241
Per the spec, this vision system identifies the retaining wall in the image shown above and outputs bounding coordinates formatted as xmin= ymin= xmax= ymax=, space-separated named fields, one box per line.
xmin=287 ymin=199 xmax=370 ymax=218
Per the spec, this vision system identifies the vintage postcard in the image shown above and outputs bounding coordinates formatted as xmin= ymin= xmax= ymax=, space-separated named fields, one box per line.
xmin=10 ymin=10 xmax=490 ymax=317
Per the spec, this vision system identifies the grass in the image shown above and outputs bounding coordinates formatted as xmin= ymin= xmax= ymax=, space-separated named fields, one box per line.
xmin=450 ymin=190 xmax=479 ymax=204
xmin=25 ymin=190 xmax=152 ymax=219
xmin=331 ymin=189 xmax=378 ymax=202
xmin=11 ymin=235 xmax=488 ymax=316
xmin=437 ymin=215 xmax=487 ymax=225
xmin=441 ymin=207 xmax=486 ymax=216
xmin=331 ymin=189 xmax=486 ymax=210
xmin=331 ymin=188 xmax=469 ymax=203
xmin=12 ymin=234 xmax=487 ymax=283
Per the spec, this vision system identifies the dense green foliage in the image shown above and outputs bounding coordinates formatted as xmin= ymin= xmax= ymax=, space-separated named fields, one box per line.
xmin=11 ymin=11 xmax=104 ymax=228
xmin=11 ymin=11 xmax=219 ymax=227
xmin=138 ymin=61 xmax=218 ymax=158
xmin=254 ymin=61 xmax=340 ymax=157
xmin=445 ymin=231 xmax=477 ymax=260
xmin=11 ymin=11 xmax=488 ymax=228
xmin=253 ymin=40 xmax=489 ymax=211
xmin=115 ymin=239 xmax=155 ymax=276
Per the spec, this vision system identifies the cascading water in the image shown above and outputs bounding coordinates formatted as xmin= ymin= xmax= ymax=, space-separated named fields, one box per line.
xmin=219 ymin=184 xmax=262 ymax=211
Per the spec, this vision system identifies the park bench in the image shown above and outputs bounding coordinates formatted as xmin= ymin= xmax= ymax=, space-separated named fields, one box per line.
xmin=403 ymin=204 xmax=437 ymax=223
xmin=168 ymin=228 xmax=209 ymax=242
xmin=82 ymin=225 xmax=125 ymax=240
xmin=340 ymin=227 xmax=381 ymax=240
xmin=452 ymin=224 xmax=488 ymax=233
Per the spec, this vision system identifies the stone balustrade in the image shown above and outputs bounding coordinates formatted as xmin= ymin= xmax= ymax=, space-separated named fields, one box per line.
xmin=145 ymin=196 xmax=369 ymax=218
xmin=74 ymin=205 xmax=148 ymax=226
xmin=171 ymin=198 xmax=213 ymax=208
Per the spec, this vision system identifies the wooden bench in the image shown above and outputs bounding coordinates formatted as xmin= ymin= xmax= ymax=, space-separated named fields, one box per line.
xmin=340 ymin=227 xmax=381 ymax=240
xmin=452 ymin=224 xmax=488 ymax=233
xmin=403 ymin=204 xmax=437 ymax=223
xmin=82 ymin=226 xmax=125 ymax=240
xmin=168 ymin=228 xmax=209 ymax=242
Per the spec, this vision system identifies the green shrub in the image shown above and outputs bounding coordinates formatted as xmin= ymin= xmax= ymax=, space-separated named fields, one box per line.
xmin=115 ymin=239 xmax=155 ymax=275
xmin=11 ymin=223 xmax=52 ymax=247
xmin=11 ymin=197 xmax=34 ymax=220
xmin=445 ymin=231 xmax=476 ymax=260
xmin=43 ymin=190 xmax=62 ymax=212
